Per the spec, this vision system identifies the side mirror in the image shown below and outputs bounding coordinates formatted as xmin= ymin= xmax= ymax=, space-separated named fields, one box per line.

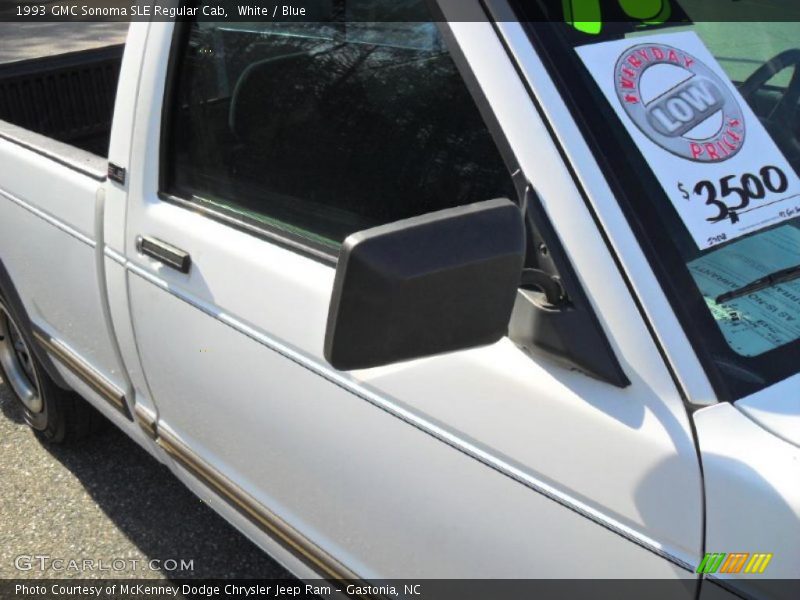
xmin=324 ymin=199 xmax=525 ymax=370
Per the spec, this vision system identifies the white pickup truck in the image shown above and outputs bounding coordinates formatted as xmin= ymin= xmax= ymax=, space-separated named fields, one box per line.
xmin=0 ymin=1 xmax=798 ymax=597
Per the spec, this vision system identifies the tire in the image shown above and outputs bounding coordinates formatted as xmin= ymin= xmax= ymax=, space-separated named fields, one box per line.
xmin=0 ymin=297 xmax=105 ymax=443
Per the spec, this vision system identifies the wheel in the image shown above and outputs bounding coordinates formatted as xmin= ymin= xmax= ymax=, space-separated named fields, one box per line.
xmin=0 ymin=297 xmax=104 ymax=443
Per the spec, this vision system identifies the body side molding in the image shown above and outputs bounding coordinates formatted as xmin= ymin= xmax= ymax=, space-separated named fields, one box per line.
xmin=154 ymin=425 xmax=369 ymax=595
xmin=32 ymin=325 xmax=132 ymax=420
xmin=133 ymin=403 xmax=158 ymax=440
xmin=117 ymin=258 xmax=694 ymax=572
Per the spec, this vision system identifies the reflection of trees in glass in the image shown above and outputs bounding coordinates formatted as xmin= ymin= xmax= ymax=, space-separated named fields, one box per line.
xmin=171 ymin=18 xmax=512 ymax=243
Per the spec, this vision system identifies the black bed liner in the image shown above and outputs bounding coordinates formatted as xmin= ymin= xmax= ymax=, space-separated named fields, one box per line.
xmin=0 ymin=44 xmax=124 ymax=156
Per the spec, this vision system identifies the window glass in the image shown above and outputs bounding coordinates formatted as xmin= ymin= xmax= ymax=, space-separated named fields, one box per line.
xmin=165 ymin=7 xmax=514 ymax=251
xmin=512 ymin=1 xmax=800 ymax=400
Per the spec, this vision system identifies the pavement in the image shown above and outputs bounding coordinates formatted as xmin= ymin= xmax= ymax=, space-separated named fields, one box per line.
xmin=0 ymin=375 xmax=294 ymax=580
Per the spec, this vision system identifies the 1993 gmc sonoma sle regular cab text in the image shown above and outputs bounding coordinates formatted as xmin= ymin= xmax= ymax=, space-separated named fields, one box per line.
xmin=0 ymin=1 xmax=798 ymax=598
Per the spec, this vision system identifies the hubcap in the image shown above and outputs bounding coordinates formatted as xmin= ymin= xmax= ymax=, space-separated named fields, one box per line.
xmin=0 ymin=302 xmax=42 ymax=413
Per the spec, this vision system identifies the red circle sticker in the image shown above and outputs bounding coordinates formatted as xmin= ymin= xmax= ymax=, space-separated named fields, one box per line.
xmin=614 ymin=43 xmax=746 ymax=163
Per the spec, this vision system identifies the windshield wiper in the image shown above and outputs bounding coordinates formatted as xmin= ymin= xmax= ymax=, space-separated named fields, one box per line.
xmin=716 ymin=264 xmax=800 ymax=304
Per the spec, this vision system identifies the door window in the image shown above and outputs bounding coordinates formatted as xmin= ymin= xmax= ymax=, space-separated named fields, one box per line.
xmin=163 ymin=6 xmax=514 ymax=253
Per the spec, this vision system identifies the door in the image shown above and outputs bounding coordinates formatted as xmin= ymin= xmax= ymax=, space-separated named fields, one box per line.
xmin=124 ymin=1 xmax=704 ymax=581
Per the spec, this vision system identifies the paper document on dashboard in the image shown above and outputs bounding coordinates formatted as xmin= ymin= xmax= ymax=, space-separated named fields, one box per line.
xmin=688 ymin=225 xmax=800 ymax=356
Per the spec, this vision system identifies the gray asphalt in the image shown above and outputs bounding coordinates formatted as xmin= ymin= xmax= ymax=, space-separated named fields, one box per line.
xmin=0 ymin=376 xmax=294 ymax=580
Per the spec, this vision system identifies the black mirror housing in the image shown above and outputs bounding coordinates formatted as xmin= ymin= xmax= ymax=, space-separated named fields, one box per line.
xmin=324 ymin=199 xmax=525 ymax=370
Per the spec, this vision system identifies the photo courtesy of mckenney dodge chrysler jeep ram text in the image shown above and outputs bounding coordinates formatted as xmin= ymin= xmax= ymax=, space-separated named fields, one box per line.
xmin=0 ymin=0 xmax=798 ymax=598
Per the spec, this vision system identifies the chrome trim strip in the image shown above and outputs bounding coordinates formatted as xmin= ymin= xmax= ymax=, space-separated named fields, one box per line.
xmin=120 ymin=259 xmax=694 ymax=572
xmin=32 ymin=326 xmax=131 ymax=420
xmin=155 ymin=426 xmax=365 ymax=589
xmin=0 ymin=187 xmax=95 ymax=248
xmin=104 ymin=246 xmax=126 ymax=265
xmin=159 ymin=192 xmax=337 ymax=266
xmin=133 ymin=404 xmax=158 ymax=440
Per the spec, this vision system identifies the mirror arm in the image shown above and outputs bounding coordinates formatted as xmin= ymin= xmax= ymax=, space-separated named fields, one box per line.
xmin=520 ymin=268 xmax=566 ymax=306
xmin=509 ymin=185 xmax=630 ymax=388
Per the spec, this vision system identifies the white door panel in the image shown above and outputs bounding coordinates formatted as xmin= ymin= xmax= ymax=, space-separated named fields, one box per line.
xmin=124 ymin=14 xmax=702 ymax=579
xmin=129 ymin=199 xmax=335 ymax=356
xmin=128 ymin=269 xmax=692 ymax=578
xmin=358 ymin=341 xmax=701 ymax=558
xmin=125 ymin=200 xmax=701 ymax=574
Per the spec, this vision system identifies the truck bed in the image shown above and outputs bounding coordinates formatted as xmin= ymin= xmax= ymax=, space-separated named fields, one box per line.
xmin=0 ymin=44 xmax=123 ymax=157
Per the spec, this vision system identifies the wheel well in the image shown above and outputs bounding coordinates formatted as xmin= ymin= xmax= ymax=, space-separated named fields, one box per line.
xmin=0 ymin=258 xmax=71 ymax=390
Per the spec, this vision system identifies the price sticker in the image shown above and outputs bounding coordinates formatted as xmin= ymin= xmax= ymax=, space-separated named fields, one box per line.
xmin=577 ymin=31 xmax=800 ymax=249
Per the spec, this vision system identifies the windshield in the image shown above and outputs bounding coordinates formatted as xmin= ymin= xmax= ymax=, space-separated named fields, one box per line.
xmin=513 ymin=1 xmax=800 ymax=401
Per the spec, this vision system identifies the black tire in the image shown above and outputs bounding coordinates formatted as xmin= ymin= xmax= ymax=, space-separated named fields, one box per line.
xmin=0 ymin=297 xmax=105 ymax=443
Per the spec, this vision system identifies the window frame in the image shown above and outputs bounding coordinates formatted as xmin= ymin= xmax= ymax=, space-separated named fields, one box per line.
xmin=157 ymin=16 xmax=523 ymax=265
xmin=509 ymin=13 xmax=800 ymax=402
xmin=156 ymin=5 xmax=629 ymax=386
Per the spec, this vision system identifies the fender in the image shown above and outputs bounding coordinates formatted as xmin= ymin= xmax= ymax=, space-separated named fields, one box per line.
xmin=0 ymin=258 xmax=70 ymax=390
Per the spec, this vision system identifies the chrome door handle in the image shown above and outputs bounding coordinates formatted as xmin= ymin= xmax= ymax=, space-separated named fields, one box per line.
xmin=135 ymin=236 xmax=191 ymax=274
